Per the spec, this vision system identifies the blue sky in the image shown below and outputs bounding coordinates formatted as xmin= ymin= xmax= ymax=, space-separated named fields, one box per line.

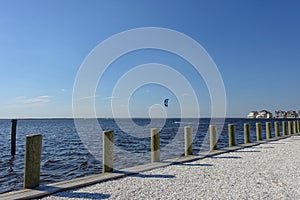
xmin=1 ymin=0 xmax=300 ymax=118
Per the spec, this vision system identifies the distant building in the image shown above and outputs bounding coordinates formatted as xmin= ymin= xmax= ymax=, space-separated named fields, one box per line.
xmin=275 ymin=110 xmax=287 ymax=119
xmin=256 ymin=110 xmax=273 ymax=119
xmin=247 ymin=111 xmax=258 ymax=119
xmin=248 ymin=109 xmax=300 ymax=119
xmin=270 ymin=110 xmax=299 ymax=119
xmin=286 ymin=110 xmax=298 ymax=118
xmin=247 ymin=110 xmax=273 ymax=119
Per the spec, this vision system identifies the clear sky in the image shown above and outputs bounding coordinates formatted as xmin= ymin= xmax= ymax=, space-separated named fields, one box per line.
xmin=1 ymin=0 xmax=300 ymax=118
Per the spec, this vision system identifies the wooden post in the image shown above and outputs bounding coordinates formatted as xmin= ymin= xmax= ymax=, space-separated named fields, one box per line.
xmin=11 ymin=119 xmax=17 ymax=156
xmin=282 ymin=121 xmax=287 ymax=136
xmin=274 ymin=121 xmax=280 ymax=137
xmin=288 ymin=121 xmax=293 ymax=135
xmin=210 ymin=125 xmax=218 ymax=151
xmin=151 ymin=128 xmax=160 ymax=162
xmin=244 ymin=123 xmax=251 ymax=144
xmin=228 ymin=124 xmax=236 ymax=147
xmin=297 ymin=121 xmax=300 ymax=134
xmin=293 ymin=121 xmax=297 ymax=135
xmin=266 ymin=122 xmax=272 ymax=140
xmin=102 ymin=130 xmax=114 ymax=173
xmin=256 ymin=123 xmax=262 ymax=141
xmin=184 ymin=126 xmax=193 ymax=156
xmin=24 ymin=134 xmax=42 ymax=189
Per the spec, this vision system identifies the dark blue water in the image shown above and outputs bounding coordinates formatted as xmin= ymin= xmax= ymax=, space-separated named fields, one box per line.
xmin=0 ymin=118 xmax=294 ymax=194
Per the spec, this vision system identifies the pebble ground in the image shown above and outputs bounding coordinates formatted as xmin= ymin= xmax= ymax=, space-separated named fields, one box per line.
xmin=43 ymin=136 xmax=300 ymax=200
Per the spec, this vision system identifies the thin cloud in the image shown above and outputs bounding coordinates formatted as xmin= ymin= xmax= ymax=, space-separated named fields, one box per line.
xmin=78 ymin=95 xmax=100 ymax=100
xmin=102 ymin=96 xmax=120 ymax=100
xmin=15 ymin=96 xmax=52 ymax=104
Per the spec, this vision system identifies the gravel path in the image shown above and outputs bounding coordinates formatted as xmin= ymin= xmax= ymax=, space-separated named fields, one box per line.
xmin=43 ymin=136 xmax=300 ymax=200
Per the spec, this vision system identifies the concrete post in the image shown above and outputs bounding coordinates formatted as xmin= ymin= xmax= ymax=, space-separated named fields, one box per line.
xmin=184 ymin=126 xmax=193 ymax=156
xmin=244 ymin=123 xmax=251 ymax=144
xmin=24 ymin=134 xmax=42 ymax=189
xmin=282 ymin=121 xmax=287 ymax=136
xmin=256 ymin=123 xmax=262 ymax=141
xmin=151 ymin=128 xmax=160 ymax=162
xmin=288 ymin=121 xmax=293 ymax=135
xmin=266 ymin=122 xmax=272 ymax=140
xmin=102 ymin=130 xmax=114 ymax=173
xmin=11 ymin=119 xmax=17 ymax=156
xmin=210 ymin=125 xmax=218 ymax=151
xmin=228 ymin=124 xmax=236 ymax=147
xmin=274 ymin=121 xmax=280 ymax=137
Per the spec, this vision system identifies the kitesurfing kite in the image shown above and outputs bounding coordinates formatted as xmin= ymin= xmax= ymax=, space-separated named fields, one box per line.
xmin=164 ymin=98 xmax=169 ymax=107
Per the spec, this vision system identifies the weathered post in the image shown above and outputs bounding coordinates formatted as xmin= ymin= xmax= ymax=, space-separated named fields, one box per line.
xmin=11 ymin=119 xmax=17 ymax=156
xmin=228 ymin=124 xmax=236 ymax=147
xmin=293 ymin=121 xmax=297 ymax=135
xmin=24 ymin=134 xmax=42 ymax=189
xmin=210 ymin=125 xmax=218 ymax=151
xmin=297 ymin=121 xmax=300 ymax=134
xmin=266 ymin=122 xmax=272 ymax=140
xmin=102 ymin=130 xmax=114 ymax=173
xmin=288 ymin=121 xmax=293 ymax=135
xmin=184 ymin=126 xmax=193 ymax=156
xmin=256 ymin=123 xmax=262 ymax=141
xmin=244 ymin=123 xmax=251 ymax=144
xmin=274 ymin=121 xmax=280 ymax=137
xmin=282 ymin=121 xmax=287 ymax=136
xmin=151 ymin=128 xmax=160 ymax=162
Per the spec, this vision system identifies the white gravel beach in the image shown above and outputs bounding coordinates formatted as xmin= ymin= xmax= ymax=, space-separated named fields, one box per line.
xmin=43 ymin=136 xmax=300 ymax=200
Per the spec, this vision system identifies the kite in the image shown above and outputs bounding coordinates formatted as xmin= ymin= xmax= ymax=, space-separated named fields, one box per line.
xmin=164 ymin=98 xmax=169 ymax=107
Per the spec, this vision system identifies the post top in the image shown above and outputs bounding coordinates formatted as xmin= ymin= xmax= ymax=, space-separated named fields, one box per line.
xmin=26 ymin=134 xmax=42 ymax=138
xmin=103 ymin=130 xmax=114 ymax=134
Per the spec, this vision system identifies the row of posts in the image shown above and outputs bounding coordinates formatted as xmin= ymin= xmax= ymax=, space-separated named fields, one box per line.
xmin=212 ymin=121 xmax=300 ymax=150
xmin=21 ymin=120 xmax=299 ymax=189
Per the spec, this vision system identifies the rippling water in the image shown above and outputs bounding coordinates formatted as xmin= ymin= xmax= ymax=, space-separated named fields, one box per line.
xmin=0 ymin=118 xmax=292 ymax=194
